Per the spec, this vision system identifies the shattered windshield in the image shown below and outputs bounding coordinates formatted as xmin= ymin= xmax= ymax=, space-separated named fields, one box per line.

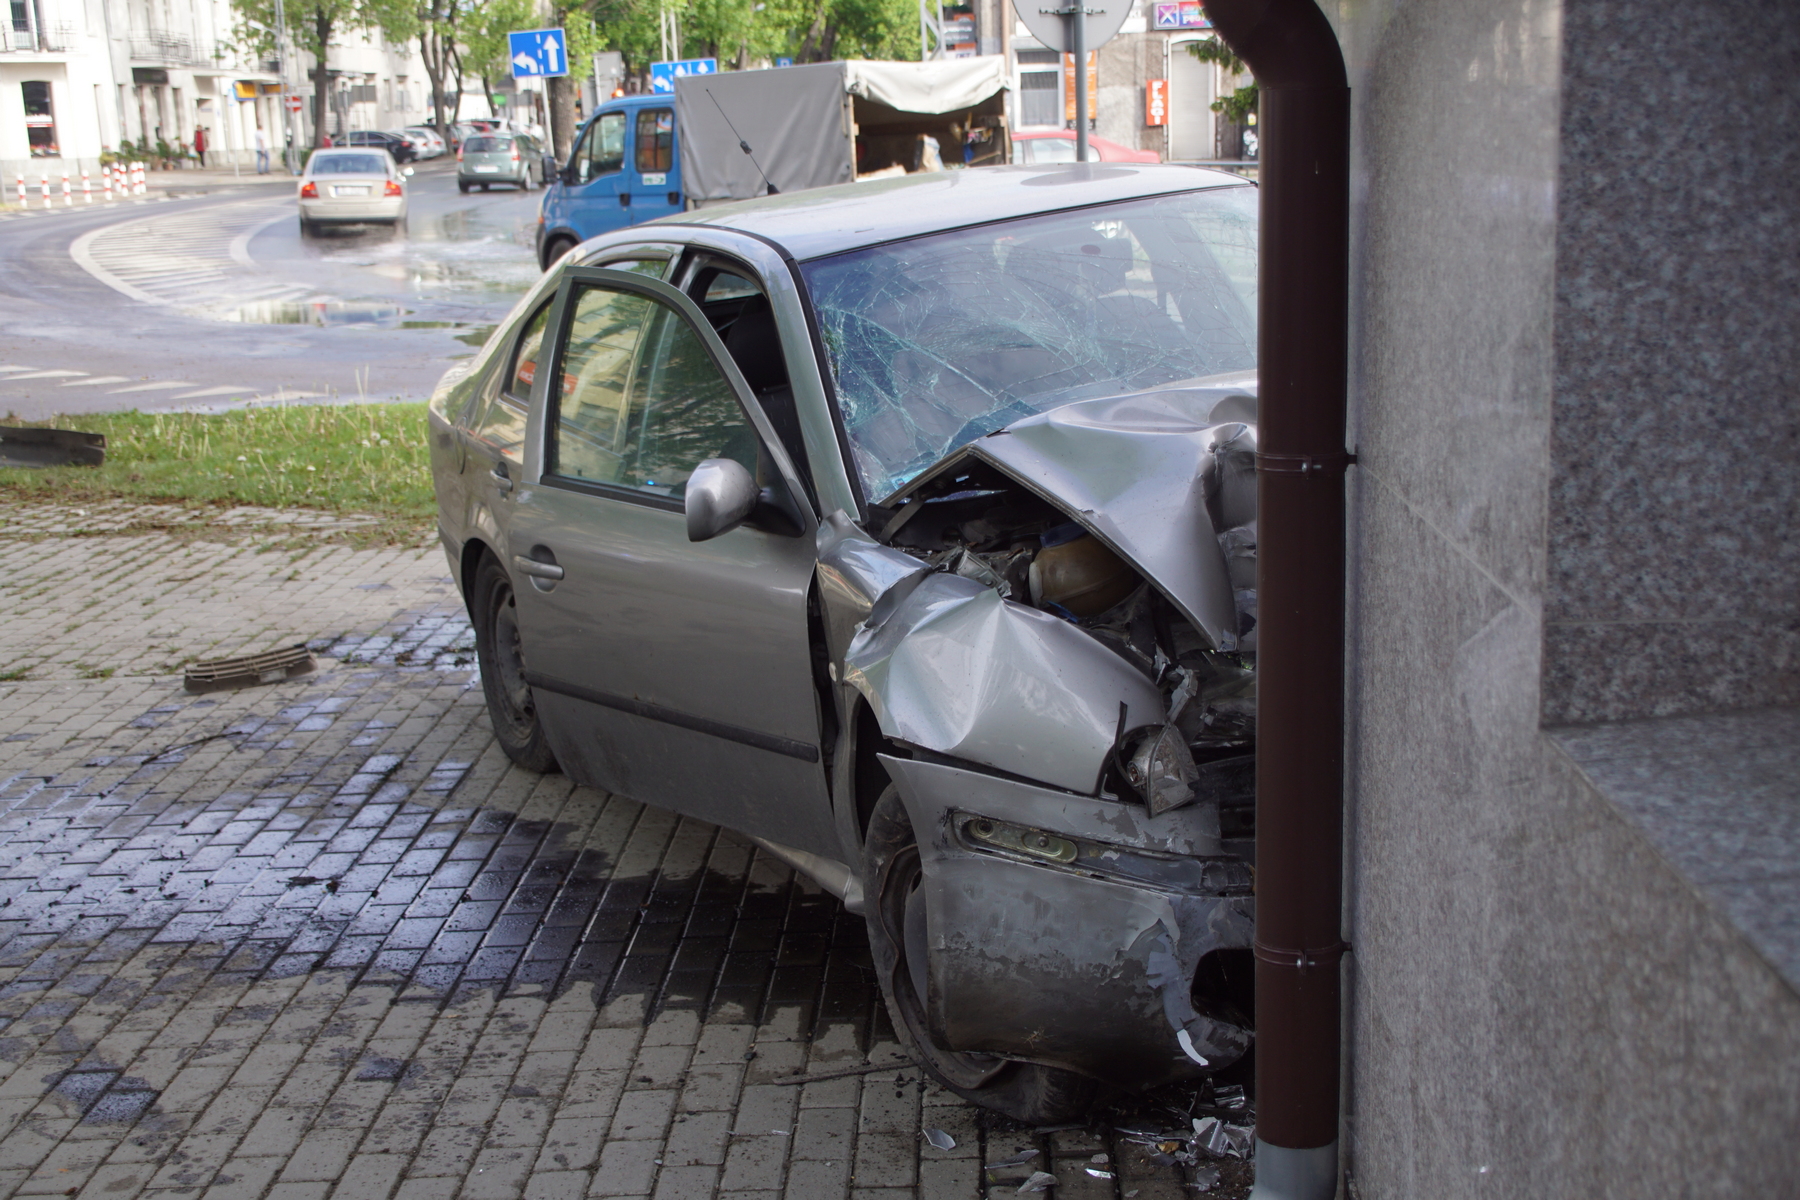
xmin=801 ymin=186 xmax=1258 ymax=502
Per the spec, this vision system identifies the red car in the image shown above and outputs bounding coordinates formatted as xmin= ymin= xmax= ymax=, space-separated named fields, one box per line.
xmin=1012 ymin=130 xmax=1161 ymax=164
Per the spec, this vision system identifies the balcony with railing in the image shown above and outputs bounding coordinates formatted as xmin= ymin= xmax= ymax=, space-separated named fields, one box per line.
xmin=128 ymin=28 xmax=210 ymax=65
xmin=2 ymin=20 xmax=77 ymax=52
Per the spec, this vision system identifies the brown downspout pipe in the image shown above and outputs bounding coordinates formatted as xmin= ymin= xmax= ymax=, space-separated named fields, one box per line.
xmin=1200 ymin=2 xmax=1350 ymax=1198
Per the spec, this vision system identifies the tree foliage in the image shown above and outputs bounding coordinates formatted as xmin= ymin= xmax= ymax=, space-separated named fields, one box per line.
xmin=230 ymin=0 xmax=415 ymax=146
xmin=1186 ymin=35 xmax=1257 ymax=124
xmin=582 ymin=0 xmax=919 ymax=83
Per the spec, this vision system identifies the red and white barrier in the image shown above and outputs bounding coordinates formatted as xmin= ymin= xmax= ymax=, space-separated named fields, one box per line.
xmin=135 ymin=162 xmax=148 ymax=194
xmin=60 ymin=171 xmax=71 ymax=206
xmin=81 ymin=168 xmax=91 ymax=203
xmin=14 ymin=175 xmax=23 ymax=206
xmin=39 ymin=173 xmax=49 ymax=208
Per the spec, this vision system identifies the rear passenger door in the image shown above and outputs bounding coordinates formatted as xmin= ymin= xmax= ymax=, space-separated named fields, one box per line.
xmin=460 ymin=298 xmax=552 ymax=538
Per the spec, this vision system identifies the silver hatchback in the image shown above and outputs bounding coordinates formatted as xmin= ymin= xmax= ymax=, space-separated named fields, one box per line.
xmin=429 ymin=165 xmax=1262 ymax=1123
xmin=457 ymin=133 xmax=543 ymax=192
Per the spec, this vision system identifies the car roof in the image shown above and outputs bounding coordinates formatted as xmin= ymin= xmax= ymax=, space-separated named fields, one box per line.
xmin=652 ymin=163 xmax=1249 ymax=261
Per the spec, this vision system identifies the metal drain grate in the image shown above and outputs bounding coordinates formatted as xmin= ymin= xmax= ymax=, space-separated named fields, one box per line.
xmin=184 ymin=644 xmax=316 ymax=693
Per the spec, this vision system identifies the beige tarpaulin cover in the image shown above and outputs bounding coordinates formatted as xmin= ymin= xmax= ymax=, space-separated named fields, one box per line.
xmin=843 ymin=57 xmax=1010 ymax=115
xmin=674 ymin=58 xmax=1009 ymax=204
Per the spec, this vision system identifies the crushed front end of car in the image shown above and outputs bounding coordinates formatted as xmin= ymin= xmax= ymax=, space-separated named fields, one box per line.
xmin=817 ymin=377 xmax=1261 ymax=1107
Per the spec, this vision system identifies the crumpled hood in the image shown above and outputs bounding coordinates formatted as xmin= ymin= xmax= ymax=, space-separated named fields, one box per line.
xmin=890 ymin=375 xmax=1259 ymax=652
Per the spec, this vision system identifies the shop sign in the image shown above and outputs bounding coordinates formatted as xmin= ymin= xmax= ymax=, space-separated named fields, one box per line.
xmin=1153 ymin=1 xmax=1211 ymax=29
xmin=1145 ymin=79 xmax=1168 ymax=126
xmin=1063 ymin=51 xmax=1097 ymax=122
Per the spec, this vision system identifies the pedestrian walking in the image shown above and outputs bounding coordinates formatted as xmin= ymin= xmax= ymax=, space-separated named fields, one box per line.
xmin=193 ymin=125 xmax=208 ymax=167
xmin=255 ymin=126 xmax=269 ymax=174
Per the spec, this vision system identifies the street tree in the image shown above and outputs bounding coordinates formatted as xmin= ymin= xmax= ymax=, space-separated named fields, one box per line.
xmin=463 ymin=0 xmax=600 ymax=158
xmin=1185 ymin=35 xmax=1257 ymax=123
xmin=231 ymin=0 xmax=417 ymax=147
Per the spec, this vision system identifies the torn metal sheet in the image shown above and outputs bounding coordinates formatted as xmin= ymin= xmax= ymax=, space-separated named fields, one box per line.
xmin=888 ymin=382 xmax=1256 ymax=651
xmin=883 ymin=754 xmax=1252 ymax=1086
xmin=0 ymin=426 xmax=106 ymax=468
xmin=845 ymin=573 xmax=1164 ymax=795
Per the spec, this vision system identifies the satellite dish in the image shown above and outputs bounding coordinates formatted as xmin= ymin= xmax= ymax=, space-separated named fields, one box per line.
xmin=1012 ymin=0 xmax=1133 ymax=53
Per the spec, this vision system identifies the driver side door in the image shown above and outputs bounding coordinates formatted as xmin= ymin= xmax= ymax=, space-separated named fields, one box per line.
xmin=504 ymin=268 xmax=838 ymax=858
xmin=563 ymin=110 xmax=631 ymax=240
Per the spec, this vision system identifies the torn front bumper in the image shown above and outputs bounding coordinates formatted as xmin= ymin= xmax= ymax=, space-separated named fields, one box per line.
xmin=881 ymin=753 xmax=1254 ymax=1088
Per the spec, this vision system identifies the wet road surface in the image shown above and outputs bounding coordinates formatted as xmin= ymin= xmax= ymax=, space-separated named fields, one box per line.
xmin=0 ymin=501 xmax=1252 ymax=1199
xmin=0 ymin=161 xmax=541 ymax=420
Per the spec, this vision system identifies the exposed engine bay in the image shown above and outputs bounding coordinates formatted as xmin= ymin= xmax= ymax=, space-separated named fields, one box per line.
xmin=863 ymin=403 xmax=1259 ymax=839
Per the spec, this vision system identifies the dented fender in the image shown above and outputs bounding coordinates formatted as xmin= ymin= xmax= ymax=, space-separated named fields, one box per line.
xmin=880 ymin=754 xmax=1253 ymax=1087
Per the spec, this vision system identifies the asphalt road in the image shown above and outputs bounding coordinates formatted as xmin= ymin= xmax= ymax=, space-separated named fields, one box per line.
xmin=0 ymin=159 xmax=542 ymax=420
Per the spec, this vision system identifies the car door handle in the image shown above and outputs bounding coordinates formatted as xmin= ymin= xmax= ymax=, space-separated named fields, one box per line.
xmin=490 ymin=465 xmax=513 ymax=493
xmin=512 ymin=555 xmax=564 ymax=581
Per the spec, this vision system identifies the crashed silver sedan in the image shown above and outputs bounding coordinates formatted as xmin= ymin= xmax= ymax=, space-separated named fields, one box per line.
xmin=428 ymin=164 xmax=1260 ymax=1121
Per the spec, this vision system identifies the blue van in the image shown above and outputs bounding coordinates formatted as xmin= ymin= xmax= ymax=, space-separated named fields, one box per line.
xmin=537 ymin=94 xmax=682 ymax=269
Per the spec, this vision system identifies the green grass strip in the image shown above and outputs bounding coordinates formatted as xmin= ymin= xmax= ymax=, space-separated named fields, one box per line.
xmin=0 ymin=404 xmax=434 ymax=525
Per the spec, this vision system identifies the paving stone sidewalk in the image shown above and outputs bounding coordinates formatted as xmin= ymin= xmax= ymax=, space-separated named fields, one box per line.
xmin=0 ymin=503 xmax=1242 ymax=1199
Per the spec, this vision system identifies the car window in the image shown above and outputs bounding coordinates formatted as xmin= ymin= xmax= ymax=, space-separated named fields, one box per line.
xmin=635 ymin=109 xmax=674 ymax=173
xmin=506 ymin=300 xmax=553 ymax=404
xmin=801 ymin=186 xmax=1259 ymax=500
xmin=577 ymin=112 xmax=625 ymax=183
xmin=550 ymin=285 xmax=757 ymax=497
xmin=596 ymin=259 xmax=668 ymax=279
xmin=702 ymin=273 xmax=759 ymax=302
xmin=464 ymin=137 xmax=501 ymax=153
xmin=310 ymin=154 xmax=388 ymax=175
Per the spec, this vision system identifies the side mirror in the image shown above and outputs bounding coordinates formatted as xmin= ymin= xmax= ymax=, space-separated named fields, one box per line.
xmin=685 ymin=458 xmax=759 ymax=542
xmin=542 ymin=153 xmax=560 ymax=182
xmin=402 ymin=166 xmax=415 ymax=177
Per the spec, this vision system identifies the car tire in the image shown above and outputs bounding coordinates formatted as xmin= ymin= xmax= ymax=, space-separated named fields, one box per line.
xmin=297 ymin=218 xmax=313 ymax=237
xmin=472 ymin=552 xmax=560 ymax=774
xmin=540 ymin=235 xmax=576 ymax=271
xmin=458 ymin=180 xmax=470 ymax=193
xmin=862 ymin=785 xmax=1098 ymax=1124
xmin=480 ymin=183 xmax=490 ymax=192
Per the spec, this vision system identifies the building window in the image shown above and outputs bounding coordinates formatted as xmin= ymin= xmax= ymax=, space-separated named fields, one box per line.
xmin=23 ymin=81 xmax=57 ymax=156
xmin=1017 ymin=49 xmax=1061 ymax=128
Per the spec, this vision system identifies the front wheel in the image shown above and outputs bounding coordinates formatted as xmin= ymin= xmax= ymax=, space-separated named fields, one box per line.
xmin=472 ymin=552 xmax=559 ymax=773
xmin=539 ymin=235 xmax=576 ymax=272
xmin=863 ymin=785 xmax=1097 ymax=1124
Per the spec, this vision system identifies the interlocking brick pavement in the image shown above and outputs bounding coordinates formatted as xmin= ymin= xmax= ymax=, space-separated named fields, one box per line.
xmin=0 ymin=502 xmax=1244 ymax=1199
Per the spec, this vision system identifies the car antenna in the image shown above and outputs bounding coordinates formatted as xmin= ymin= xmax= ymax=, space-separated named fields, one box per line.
xmin=705 ymin=88 xmax=779 ymax=195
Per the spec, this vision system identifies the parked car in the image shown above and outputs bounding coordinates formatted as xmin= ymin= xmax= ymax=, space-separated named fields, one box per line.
xmin=458 ymin=131 xmax=546 ymax=192
xmin=1012 ymin=129 xmax=1162 ymax=164
xmin=297 ymin=149 xmax=411 ymax=233
xmin=332 ymin=128 xmax=417 ymax=164
xmin=401 ymin=126 xmax=446 ymax=159
xmin=428 ymin=164 xmax=1260 ymax=1122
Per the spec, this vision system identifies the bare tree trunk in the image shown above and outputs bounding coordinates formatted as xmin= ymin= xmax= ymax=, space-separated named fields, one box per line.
xmin=311 ymin=11 xmax=333 ymax=148
xmin=547 ymin=75 xmax=577 ymax=160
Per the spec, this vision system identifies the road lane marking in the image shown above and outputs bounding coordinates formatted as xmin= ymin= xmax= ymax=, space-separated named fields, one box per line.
xmin=172 ymin=386 xmax=257 ymax=399
xmin=106 ymin=381 xmax=195 ymax=393
xmin=70 ymin=201 xmax=290 ymax=308
xmin=58 ymin=376 xmax=132 ymax=387
xmin=3 ymin=369 xmax=87 ymax=379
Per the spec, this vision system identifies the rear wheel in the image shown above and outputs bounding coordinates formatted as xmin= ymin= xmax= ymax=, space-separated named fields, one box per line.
xmin=472 ymin=552 xmax=559 ymax=773
xmin=863 ymin=785 xmax=1097 ymax=1124
xmin=480 ymin=182 xmax=490 ymax=192
xmin=297 ymin=217 xmax=313 ymax=236
xmin=457 ymin=180 xmax=470 ymax=193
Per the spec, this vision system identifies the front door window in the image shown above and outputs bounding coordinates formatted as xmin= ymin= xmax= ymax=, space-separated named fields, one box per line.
xmin=576 ymin=111 xmax=625 ymax=183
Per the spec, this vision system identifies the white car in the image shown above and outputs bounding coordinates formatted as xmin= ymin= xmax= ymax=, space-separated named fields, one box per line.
xmin=297 ymin=149 xmax=411 ymax=234
xmin=402 ymin=126 xmax=446 ymax=159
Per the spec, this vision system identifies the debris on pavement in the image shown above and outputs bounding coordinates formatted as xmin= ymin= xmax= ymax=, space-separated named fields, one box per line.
xmin=924 ymin=1126 xmax=956 ymax=1150
xmin=182 ymin=643 xmax=316 ymax=692
xmin=1018 ymin=1170 xmax=1058 ymax=1192
xmin=0 ymin=425 xmax=105 ymax=467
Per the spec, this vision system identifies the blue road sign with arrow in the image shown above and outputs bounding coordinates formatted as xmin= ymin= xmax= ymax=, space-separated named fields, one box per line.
xmin=649 ymin=58 xmax=718 ymax=94
xmin=509 ymin=29 xmax=569 ymax=79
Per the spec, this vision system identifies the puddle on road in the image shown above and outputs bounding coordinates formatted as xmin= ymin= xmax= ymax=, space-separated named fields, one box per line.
xmin=222 ymin=299 xmax=410 ymax=327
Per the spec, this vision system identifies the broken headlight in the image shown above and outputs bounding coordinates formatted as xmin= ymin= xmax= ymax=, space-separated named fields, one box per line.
xmin=1123 ymin=725 xmax=1199 ymax=816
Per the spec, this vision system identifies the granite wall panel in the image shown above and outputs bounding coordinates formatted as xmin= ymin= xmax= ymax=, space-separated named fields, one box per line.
xmin=1543 ymin=0 xmax=1800 ymax=724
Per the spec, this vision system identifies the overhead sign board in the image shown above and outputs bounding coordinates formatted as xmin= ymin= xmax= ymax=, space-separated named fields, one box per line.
xmin=1153 ymin=2 xmax=1211 ymax=29
xmin=1012 ymin=0 xmax=1130 ymax=54
xmin=649 ymin=58 xmax=718 ymax=94
xmin=509 ymin=28 xmax=569 ymax=79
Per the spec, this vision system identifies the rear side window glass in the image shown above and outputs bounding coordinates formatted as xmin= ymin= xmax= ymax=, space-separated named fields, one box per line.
xmin=505 ymin=301 xmax=553 ymax=404
xmin=578 ymin=112 xmax=625 ymax=182
xmin=598 ymin=259 xmax=668 ymax=279
xmin=635 ymin=109 xmax=674 ymax=173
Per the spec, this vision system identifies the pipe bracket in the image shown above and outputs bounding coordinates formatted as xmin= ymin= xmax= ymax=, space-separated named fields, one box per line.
xmin=1253 ymin=939 xmax=1351 ymax=971
xmin=1254 ymin=451 xmax=1358 ymax=476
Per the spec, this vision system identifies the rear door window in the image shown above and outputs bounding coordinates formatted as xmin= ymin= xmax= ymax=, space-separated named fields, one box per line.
xmin=635 ymin=109 xmax=674 ymax=174
xmin=471 ymin=299 xmax=553 ymax=464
